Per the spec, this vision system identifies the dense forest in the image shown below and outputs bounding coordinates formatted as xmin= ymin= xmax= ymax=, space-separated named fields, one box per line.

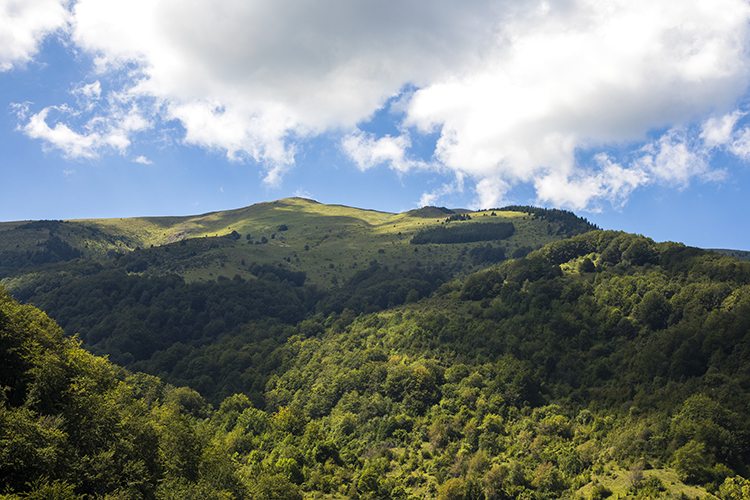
xmin=411 ymin=223 xmax=515 ymax=245
xmin=2 ymin=226 xmax=750 ymax=499
xmin=492 ymin=207 xmax=599 ymax=238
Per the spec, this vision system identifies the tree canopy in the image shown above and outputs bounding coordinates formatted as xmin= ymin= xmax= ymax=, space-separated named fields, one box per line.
xmin=2 ymin=229 xmax=750 ymax=499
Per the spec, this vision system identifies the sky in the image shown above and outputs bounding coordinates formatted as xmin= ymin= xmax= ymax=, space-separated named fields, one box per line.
xmin=2 ymin=0 xmax=750 ymax=250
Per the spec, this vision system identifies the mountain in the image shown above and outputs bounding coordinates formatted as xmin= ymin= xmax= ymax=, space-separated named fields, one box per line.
xmin=0 ymin=200 xmax=597 ymax=396
xmin=1 ymin=200 xmax=749 ymax=499
xmin=0 ymin=198 xmax=596 ymax=289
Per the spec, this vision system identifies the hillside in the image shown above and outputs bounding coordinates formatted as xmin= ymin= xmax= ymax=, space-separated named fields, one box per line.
xmin=0 ymin=198 xmax=596 ymax=289
xmin=2 ymin=201 xmax=750 ymax=499
xmin=711 ymin=249 xmax=750 ymax=262
xmin=0 ymin=200 xmax=597 ymax=399
xmin=1 ymin=229 xmax=750 ymax=499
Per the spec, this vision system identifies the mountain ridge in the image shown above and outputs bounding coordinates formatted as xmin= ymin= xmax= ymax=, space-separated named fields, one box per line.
xmin=0 ymin=198 xmax=597 ymax=290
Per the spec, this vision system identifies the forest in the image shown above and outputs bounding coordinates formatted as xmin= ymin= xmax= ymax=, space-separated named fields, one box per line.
xmin=411 ymin=223 xmax=515 ymax=245
xmin=2 ymin=225 xmax=750 ymax=499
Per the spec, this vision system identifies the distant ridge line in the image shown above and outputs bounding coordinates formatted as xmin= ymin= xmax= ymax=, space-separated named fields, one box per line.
xmin=709 ymin=248 xmax=750 ymax=261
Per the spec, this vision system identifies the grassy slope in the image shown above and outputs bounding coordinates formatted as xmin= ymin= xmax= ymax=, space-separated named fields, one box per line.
xmin=140 ymin=202 xmax=571 ymax=287
xmin=1 ymin=198 xmax=575 ymax=288
xmin=576 ymin=466 xmax=710 ymax=499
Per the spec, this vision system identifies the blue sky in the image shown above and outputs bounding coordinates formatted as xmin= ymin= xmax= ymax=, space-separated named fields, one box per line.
xmin=2 ymin=0 xmax=750 ymax=250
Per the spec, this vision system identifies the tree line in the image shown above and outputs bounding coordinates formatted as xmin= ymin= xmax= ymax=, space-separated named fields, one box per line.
xmin=411 ymin=223 xmax=515 ymax=245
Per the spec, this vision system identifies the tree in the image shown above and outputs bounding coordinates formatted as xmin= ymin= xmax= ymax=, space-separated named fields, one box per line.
xmin=673 ymin=440 xmax=711 ymax=484
xmin=622 ymin=237 xmax=658 ymax=266
xmin=718 ymin=476 xmax=750 ymax=500
xmin=637 ymin=290 xmax=671 ymax=330
xmin=438 ymin=478 xmax=465 ymax=500
xmin=579 ymin=257 xmax=596 ymax=273
xmin=357 ymin=466 xmax=381 ymax=494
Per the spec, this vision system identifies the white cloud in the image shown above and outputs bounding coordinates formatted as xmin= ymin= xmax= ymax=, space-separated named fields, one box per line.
xmin=0 ymin=0 xmax=69 ymax=71
xmin=701 ymin=112 xmax=743 ymax=149
xmin=419 ymin=173 xmax=465 ymax=208
xmin=65 ymin=0 xmax=501 ymax=177
xmin=293 ymin=188 xmax=314 ymax=199
xmin=167 ymin=99 xmax=296 ymax=186
xmin=72 ymin=80 xmax=102 ymax=111
xmin=11 ymin=0 xmax=750 ymax=207
xmin=730 ymin=128 xmax=750 ymax=160
xmin=17 ymin=94 xmax=152 ymax=159
xmin=134 ymin=155 xmax=152 ymax=164
xmin=341 ymin=131 xmax=430 ymax=173
xmin=535 ymin=155 xmax=649 ymax=211
xmin=74 ymin=81 xmax=101 ymax=100
xmin=633 ymin=130 xmax=719 ymax=186
xmin=22 ymin=106 xmax=101 ymax=158
xmin=473 ymin=177 xmax=512 ymax=210
xmin=697 ymin=110 xmax=750 ymax=161
xmin=405 ymin=0 xmax=750 ymax=207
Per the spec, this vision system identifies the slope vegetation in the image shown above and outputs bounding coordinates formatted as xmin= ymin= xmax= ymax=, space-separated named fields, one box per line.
xmin=1 ymin=226 xmax=750 ymax=499
xmin=0 ymin=198 xmax=596 ymax=288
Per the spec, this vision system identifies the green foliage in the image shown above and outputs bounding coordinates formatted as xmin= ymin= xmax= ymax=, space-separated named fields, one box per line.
xmin=637 ymin=289 xmax=671 ymax=329
xmin=2 ymin=200 xmax=606 ymax=412
xmin=468 ymin=244 xmax=506 ymax=265
xmin=411 ymin=222 xmax=515 ymax=244
xmin=590 ymin=483 xmax=612 ymax=500
xmin=2 ymin=220 xmax=750 ymax=500
xmin=248 ymin=262 xmax=306 ymax=286
xmin=271 ymin=406 xmax=306 ymax=435
xmin=319 ymin=263 xmax=447 ymax=314
xmin=0 ymin=234 xmax=83 ymax=269
xmin=0 ymin=288 xmax=246 ymax=499
xmin=622 ymin=237 xmax=659 ymax=266
xmin=719 ymin=476 xmax=750 ymax=499
xmin=13 ymin=478 xmax=83 ymax=500
xmin=494 ymin=205 xmax=599 ymax=236
xmin=250 ymin=474 xmax=302 ymax=500
xmin=634 ymin=476 xmax=667 ymax=498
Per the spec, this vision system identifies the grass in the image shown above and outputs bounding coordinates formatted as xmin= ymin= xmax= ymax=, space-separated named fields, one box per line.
xmin=0 ymin=198 xmax=591 ymax=289
xmin=576 ymin=465 xmax=715 ymax=499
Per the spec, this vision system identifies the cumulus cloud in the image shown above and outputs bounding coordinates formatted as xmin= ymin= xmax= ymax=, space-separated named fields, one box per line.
xmin=67 ymin=0 xmax=499 ymax=144
xmin=701 ymin=112 xmax=743 ymax=149
xmin=634 ymin=131 xmax=720 ymax=186
xmin=405 ymin=0 xmax=750 ymax=207
xmin=0 ymin=0 xmax=69 ymax=71
xmin=21 ymin=106 xmax=105 ymax=158
xmin=11 ymin=0 xmax=750 ymax=207
xmin=167 ymin=100 xmax=297 ymax=186
xmin=534 ymin=153 xmax=654 ymax=211
xmin=698 ymin=110 xmax=750 ymax=161
xmin=341 ymin=131 xmax=431 ymax=173
xmin=534 ymin=128 xmax=731 ymax=211
xmin=133 ymin=155 xmax=152 ymax=164
xmin=15 ymin=86 xmax=152 ymax=159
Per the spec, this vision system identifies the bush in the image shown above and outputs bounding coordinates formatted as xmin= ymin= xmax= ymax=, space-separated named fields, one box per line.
xmin=590 ymin=483 xmax=612 ymax=500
